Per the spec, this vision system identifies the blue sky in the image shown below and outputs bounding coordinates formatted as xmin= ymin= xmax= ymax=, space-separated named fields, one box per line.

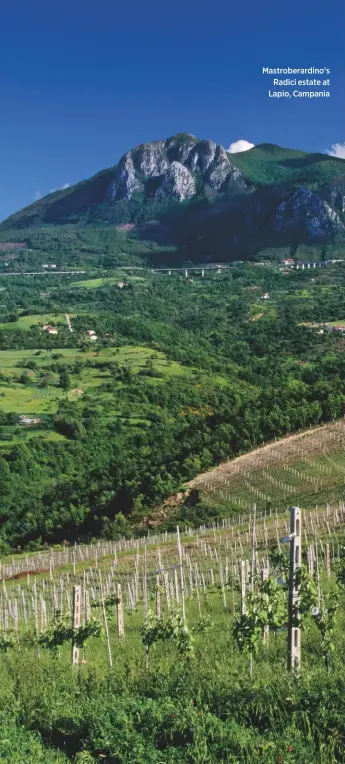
xmin=0 ymin=0 xmax=344 ymax=222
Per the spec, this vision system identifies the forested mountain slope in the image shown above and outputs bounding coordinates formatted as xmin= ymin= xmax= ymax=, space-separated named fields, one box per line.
xmin=1 ymin=135 xmax=345 ymax=264
xmin=1 ymin=262 xmax=345 ymax=550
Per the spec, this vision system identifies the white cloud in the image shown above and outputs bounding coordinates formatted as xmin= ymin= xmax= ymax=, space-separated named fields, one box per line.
xmin=228 ymin=139 xmax=255 ymax=154
xmin=48 ymin=182 xmax=70 ymax=194
xmin=326 ymin=142 xmax=345 ymax=159
xmin=34 ymin=190 xmax=42 ymax=201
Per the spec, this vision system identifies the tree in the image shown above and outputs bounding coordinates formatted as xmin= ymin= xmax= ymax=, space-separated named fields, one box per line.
xmin=25 ymin=360 xmax=37 ymax=370
xmin=59 ymin=369 xmax=71 ymax=389
xmin=19 ymin=372 xmax=30 ymax=386
xmin=0 ymin=457 xmax=13 ymax=503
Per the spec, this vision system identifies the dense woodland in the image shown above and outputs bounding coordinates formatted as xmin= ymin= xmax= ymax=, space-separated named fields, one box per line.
xmin=0 ymin=261 xmax=345 ymax=551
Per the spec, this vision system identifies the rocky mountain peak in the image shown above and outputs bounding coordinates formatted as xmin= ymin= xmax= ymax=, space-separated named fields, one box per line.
xmin=2 ymin=132 xmax=345 ymax=254
xmin=107 ymin=133 xmax=247 ymax=202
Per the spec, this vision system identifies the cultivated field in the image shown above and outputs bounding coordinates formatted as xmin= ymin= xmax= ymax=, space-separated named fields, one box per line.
xmin=71 ymin=274 xmax=146 ymax=288
xmin=0 ymin=344 xmax=187 ymax=443
xmin=0 ymin=345 xmax=184 ymax=377
xmin=189 ymin=420 xmax=345 ymax=512
xmin=0 ymin=312 xmax=71 ymax=331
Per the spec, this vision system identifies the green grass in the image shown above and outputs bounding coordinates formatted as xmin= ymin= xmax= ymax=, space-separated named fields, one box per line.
xmin=0 ymin=384 xmax=65 ymax=413
xmin=71 ymin=275 xmax=146 ymax=288
xmin=0 ymin=345 xmax=184 ymax=374
xmin=0 ymin=345 xmax=187 ymax=433
xmin=0 ymin=312 xmax=70 ymax=331
xmin=230 ymin=143 xmax=345 ymax=187
xmin=72 ymin=277 xmax=119 ymax=288
xmin=0 ymin=430 xmax=66 ymax=447
xmin=0 ymin=523 xmax=345 ymax=762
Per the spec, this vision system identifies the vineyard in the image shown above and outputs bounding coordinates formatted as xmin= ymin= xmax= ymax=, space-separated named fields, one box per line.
xmin=1 ymin=419 xmax=345 ymax=669
xmin=0 ymin=421 xmax=344 ymax=760
xmin=0 ymin=501 xmax=344 ymax=645
xmin=1 ymin=501 xmax=345 ymax=760
xmin=31 ymin=387 xmax=65 ymax=400
xmin=189 ymin=420 xmax=345 ymax=512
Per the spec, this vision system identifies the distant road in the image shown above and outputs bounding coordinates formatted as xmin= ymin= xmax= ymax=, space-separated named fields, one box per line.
xmin=122 ymin=263 xmax=235 ymax=273
xmin=0 ymin=260 xmax=342 ymax=278
xmin=0 ymin=270 xmax=86 ymax=276
xmin=0 ymin=264 xmax=231 ymax=277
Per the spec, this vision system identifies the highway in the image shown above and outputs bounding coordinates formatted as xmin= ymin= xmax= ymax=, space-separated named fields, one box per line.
xmin=0 ymin=260 xmax=343 ymax=278
xmin=0 ymin=270 xmax=86 ymax=276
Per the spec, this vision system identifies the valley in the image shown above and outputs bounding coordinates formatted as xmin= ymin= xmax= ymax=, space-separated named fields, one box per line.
xmin=1 ymin=132 xmax=345 ymax=763
xmin=0 ymin=254 xmax=345 ymax=551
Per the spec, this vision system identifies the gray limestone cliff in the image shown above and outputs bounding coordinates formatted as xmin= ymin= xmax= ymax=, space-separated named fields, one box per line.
xmin=2 ymin=132 xmax=345 ymax=254
xmin=107 ymin=133 xmax=247 ymax=202
xmin=273 ymin=188 xmax=345 ymax=242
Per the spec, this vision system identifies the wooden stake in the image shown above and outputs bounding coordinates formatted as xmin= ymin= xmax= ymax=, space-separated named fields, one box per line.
xmin=176 ymin=527 xmax=186 ymax=625
xmin=116 ymin=583 xmax=124 ymax=637
xmin=288 ymin=506 xmax=302 ymax=673
xmin=72 ymin=585 xmax=81 ymax=665
xmin=261 ymin=564 xmax=269 ymax=643
xmin=250 ymin=504 xmax=256 ymax=592
xmin=163 ymin=572 xmax=171 ymax=612
xmin=240 ymin=560 xmax=246 ymax=616
xmin=143 ymin=546 xmax=148 ymax=614
xmin=325 ymin=544 xmax=331 ymax=577
xmin=155 ymin=574 xmax=161 ymax=619
xmin=98 ymin=571 xmax=113 ymax=668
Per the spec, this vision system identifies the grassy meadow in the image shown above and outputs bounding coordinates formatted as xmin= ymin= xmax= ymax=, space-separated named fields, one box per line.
xmin=0 ymin=343 xmax=188 ymax=444
xmin=0 ymin=312 xmax=71 ymax=331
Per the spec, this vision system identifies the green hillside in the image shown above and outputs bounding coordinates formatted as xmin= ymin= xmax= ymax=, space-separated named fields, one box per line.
xmin=230 ymin=143 xmax=345 ymax=187
xmin=1 ymin=137 xmax=345 ymax=268
xmin=2 ymin=140 xmax=345 ymax=234
xmin=0 ymin=164 xmax=117 ymax=230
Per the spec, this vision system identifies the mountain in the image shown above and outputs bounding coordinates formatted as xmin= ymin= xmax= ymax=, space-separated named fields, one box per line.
xmin=1 ymin=133 xmax=345 ymax=263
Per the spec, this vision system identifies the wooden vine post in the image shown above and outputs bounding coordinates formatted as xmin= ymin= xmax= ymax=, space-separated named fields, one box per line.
xmin=72 ymin=585 xmax=81 ymax=665
xmin=155 ymin=574 xmax=161 ymax=618
xmin=176 ymin=526 xmax=186 ymax=625
xmin=261 ymin=563 xmax=269 ymax=643
xmin=240 ymin=560 xmax=246 ymax=616
xmin=98 ymin=570 xmax=113 ymax=668
xmin=116 ymin=583 xmax=124 ymax=637
xmin=288 ymin=506 xmax=302 ymax=673
xmin=325 ymin=543 xmax=331 ymax=577
xmin=250 ymin=504 xmax=256 ymax=591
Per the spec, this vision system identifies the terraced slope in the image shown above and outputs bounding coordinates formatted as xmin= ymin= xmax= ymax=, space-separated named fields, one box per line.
xmin=188 ymin=420 xmax=345 ymax=512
